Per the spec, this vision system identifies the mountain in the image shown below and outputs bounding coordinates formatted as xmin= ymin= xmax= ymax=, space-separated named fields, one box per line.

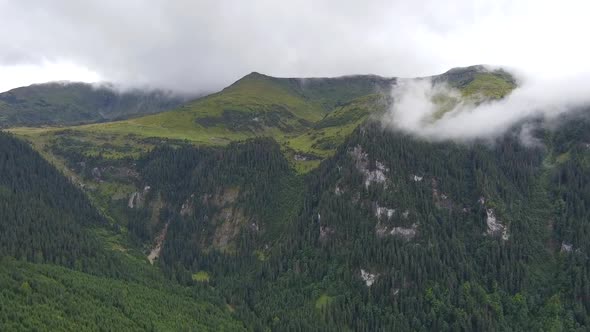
xmin=88 ymin=112 xmax=590 ymax=330
xmin=6 ymin=66 xmax=589 ymax=330
xmin=31 ymin=112 xmax=589 ymax=330
xmin=432 ymin=64 xmax=516 ymax=98
xmin=10 ymin=65 xmax=515 ymax=172
xmin=0 ymin=82 xmax=187 ymax=128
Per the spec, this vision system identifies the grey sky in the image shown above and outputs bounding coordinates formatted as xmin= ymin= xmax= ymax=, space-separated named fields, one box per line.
xmin=1 ymin=0 xmax=589 ymax=94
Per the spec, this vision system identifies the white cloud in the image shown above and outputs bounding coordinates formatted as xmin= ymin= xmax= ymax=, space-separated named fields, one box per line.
xmin=0 ymin=61 xmax=101 ymax=93
xmin=383 ymin=71 xmax=590 ymax=142
xmin=0 ymin=0 xmax=589 ymax=94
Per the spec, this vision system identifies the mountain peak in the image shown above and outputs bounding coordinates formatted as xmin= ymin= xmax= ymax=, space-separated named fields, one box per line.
xmin=443 ymin=64 xmax=489 ymax=75
xmin=432 ymin=64 xmax=516 ymax=94
xmin=241 ymin=71 xmax=271 ymax=80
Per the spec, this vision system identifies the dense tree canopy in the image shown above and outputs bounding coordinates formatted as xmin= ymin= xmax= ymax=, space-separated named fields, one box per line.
xmin=2 ymin=111 xmax=590 ymax=330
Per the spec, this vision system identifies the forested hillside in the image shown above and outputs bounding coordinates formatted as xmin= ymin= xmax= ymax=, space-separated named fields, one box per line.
xmin=0 ymin=132 xmax=106 ymax=268
xmin=40 ymin=113 xmax=588 ymax=330
xmin=4 ymin=66 xmax=590 ymax=330
xmin=0 ymin=132 xmax=247 ymax=331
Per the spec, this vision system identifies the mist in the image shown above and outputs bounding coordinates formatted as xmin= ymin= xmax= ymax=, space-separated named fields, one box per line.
xmin=382 ymin=71 xmax=590 ymax=142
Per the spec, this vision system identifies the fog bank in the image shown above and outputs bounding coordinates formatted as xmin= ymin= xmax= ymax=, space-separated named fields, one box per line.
xmin=382 ymin=72 xmax=590 ymax=142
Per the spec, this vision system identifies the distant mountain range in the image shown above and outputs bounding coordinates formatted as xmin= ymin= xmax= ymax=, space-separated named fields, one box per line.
xmin=0 ymin=82 xmax=188 ymax=128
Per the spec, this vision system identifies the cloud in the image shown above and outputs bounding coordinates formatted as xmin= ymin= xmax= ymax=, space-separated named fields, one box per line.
xmin=382 ymin=70 xmax=590 ymax=142
xmin=0 ymin=61 xmax=101 ymax=94
xmin=1 ymin=0 xmax=590 ymax=94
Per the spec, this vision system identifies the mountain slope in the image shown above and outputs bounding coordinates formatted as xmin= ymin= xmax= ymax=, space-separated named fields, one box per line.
xmin=0 ymin=132 xmax=246 ymax=331
xmin=11 ymin=65 xmax=517 ymax=173
xmin=69 ymin=112 xmax=590 ymax=330
xmin=0 ymin=131 xmax=107 ymax=267
xmin=74 ymin=72 xmax=335 ymax=144
xmin=0 ymin=82 xmax=186 ymax=128
xmin=433 ymin=64 xmax=516 ymax=99
xmin=4 ymin=66 xmax=590 ymax=330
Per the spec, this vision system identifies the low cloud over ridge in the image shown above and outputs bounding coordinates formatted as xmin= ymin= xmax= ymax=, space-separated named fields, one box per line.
xmin=382 ymin=70 xmax=590 ymax=142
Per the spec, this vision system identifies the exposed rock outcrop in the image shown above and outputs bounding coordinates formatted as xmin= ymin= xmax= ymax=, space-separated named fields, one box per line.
xmin=128 ymin=185 xmax=151 ymax=209
xmin=180 ymin=194 xmax=195 ymax=216
xmin=431 ymin=178 xmax=454 ymax=210
xmin=561 ymin=242 xmax=573 ymax=253
xmin=360 ymin=269 xmax=378 ymax=287
xmin=350 ymin=145 xmax=389 ymax=188
xmin=128 ymin=192 xmax=140 ymax=208
xmin=485 ymin=207 xmax=509 ymax=240
xmin=375 ymin=203 xmax=395 ymax=219
xmin=390 ymin=223 xmax=418 ymax=239
xmin=376 ymin=222 xmax=418 ymax=239
xmin=212 ymin=207 xmax=247 ymax=250
xmin=148 ymin=222 xmax=169 ymax=264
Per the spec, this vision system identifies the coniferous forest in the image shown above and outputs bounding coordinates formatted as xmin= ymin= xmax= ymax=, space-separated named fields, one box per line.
xmin=4 ymin=110 xmax=590 ymax=330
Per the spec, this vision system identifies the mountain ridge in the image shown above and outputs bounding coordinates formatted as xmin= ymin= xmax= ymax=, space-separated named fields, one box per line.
xmin=0 ymin=81 xmax=189 ymax=128
xmin=9 ymin=65 xmax=517 ymax=172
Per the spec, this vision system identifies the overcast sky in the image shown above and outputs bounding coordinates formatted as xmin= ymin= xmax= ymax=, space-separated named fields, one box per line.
xmin=0 ymin=0 xmax=589 ymax=94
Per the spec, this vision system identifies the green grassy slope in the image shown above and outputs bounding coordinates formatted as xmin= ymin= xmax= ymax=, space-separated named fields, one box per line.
xmin=428 ymin=65 xmax=517 ymax=120
xmin=273 ymin=73 xmax=395 ymax=110
xmin=433 ymin=65 xmax=516 ymax=101
xmin=10 ymin=73 xmax=395 ymax=172
xmin=284 ymin=94 xmax=387 ymax=163
xmin=72 ymin=72 xmax=327 ymax=144
xmin=434 ymin=65 xmax=516 ymax=93
xmin=10 ymin=66 xmax=516 ymax=173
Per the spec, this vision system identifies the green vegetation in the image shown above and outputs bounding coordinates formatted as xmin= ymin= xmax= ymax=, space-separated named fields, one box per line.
xmin=0 ymin=259 xmax=244 ymax=331
xmin=192 ymin=271 xmax=211 ymax=282
xmin=461 ymin=72 xmax=516 ymax=99
xmin=430 ymin=68 xmax=517 ymax=120
xmin=315 ymin=294 xmax=334 ymax=310
xmin=0 ymin=82 xmax=184 ymax=128
xmin=0 ymin=132 xmax=105 ymax=268
xmin=8 ymin=66 xmax=587 ymax=331
xmin=138 ymin=138 xmax=304 ymax=253
xmin=431 ymin=92 xmax=461 ymax=120
xmin=9 ymin=66 xmax=515 ymax=174
xmin=123 ymin=115 xmax=590 ymax=330
xmin=0 ymin=132 xmax=245 ymax=331
xmin=283 ymin=94 xmax=385 ymax=164
xmin=72 ymin=71 xmax=327 ymax=147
